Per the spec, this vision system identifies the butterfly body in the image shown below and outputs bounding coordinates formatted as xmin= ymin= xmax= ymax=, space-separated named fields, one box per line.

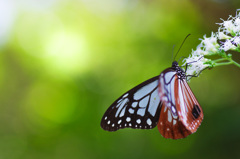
xmin=101 ymin=61 xmax=203 ymax=139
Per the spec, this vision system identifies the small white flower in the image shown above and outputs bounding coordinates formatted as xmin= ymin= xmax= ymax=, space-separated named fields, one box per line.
xmin=183 ymin=56 xmax=210 ymax=77
xmin=220 ymin=39 xmax=237 ymax=51
xmin=234 ymin=17 xmax=240 ymax=26
xmin=233 ymin=36 xmax=240 ymax=46
xmin=218 ymin=31 xmax=231 ymax=40
xmin=192 ymin=44 xmax=207 ymax=56
xmin=223 ymin=20 xmax=235 ymax=34
xmin=234 ymin=17 xmax=240 ymax=33
xmin=200 ymin=33 xmax=219 ymax=53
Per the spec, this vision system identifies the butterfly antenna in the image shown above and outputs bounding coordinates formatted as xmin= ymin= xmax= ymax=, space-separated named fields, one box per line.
xmin=173 ymin=34 xmax=191 ymax=61
xmin=171 ymin=45 xmax=175 ymax=62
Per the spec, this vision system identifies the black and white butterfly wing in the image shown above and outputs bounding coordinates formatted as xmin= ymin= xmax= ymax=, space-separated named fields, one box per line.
xmin=101 ymin=76 xmax=162 ymax=131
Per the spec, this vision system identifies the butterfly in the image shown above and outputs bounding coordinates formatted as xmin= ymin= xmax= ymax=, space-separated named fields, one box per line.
xmin=100 ymin=61 xmax=203 ymax=139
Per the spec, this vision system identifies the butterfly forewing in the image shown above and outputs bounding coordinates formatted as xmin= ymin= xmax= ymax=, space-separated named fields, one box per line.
xmin=101 ymin=76 xmax=162 ymax=131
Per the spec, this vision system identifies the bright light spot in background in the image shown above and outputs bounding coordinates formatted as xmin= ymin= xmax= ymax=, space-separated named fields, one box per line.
xmin=81 ymin=0 xmax=137 ymax=15
xmin=18 ymin=0 xmax=57 ymax=11
xmin=16 ymin=13 xmax=90 ymax=77
xmin=45 ymin=30 xmax=88 ymax=76
xmin=0 ymin=0 xmax=58 ymax=46
xmin=0 ymin=0 xmax=16 ymax=46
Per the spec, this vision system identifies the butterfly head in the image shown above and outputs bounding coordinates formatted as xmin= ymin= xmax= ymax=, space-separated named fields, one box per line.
xmin=172 ymin=61 xmax=179 ymax=68
xmin=172 ymin=61 xmax=186 ymax=79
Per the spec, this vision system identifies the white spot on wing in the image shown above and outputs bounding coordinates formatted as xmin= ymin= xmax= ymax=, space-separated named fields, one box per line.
xmin=118 ymin=120 xmax=122 ymax=124
xmin=172 ymin=114 xmax=178 ymax=119
xmin=137 ymin=108 xmax=145 ymax=116
xmin=115 ymin=98 xmax=129 ymax=117
xmin=172 ymin=106 xmax=176 ymax=113
xmin=107 ymin=120 xmax=110 ymax=124
xmin=136 ymin=119 xmax=141 ymax=124
xmin=132 ymin=102 xmax=138 ymax=108
xmin=104 ymin=116 xmax=107 ymax=120
xmin=134 ymin=80 xmax=158 ymax=100
xmin=164 ymin=106 xmax=167 ymax=112
xmin=148 ymin=88 xmax=160 ymax=116
xmin=139 ymin=96 xmax=149 ymax=108
xmin=128 ymin=108 xmax=134 ymax=114
xmin=119 ymin=106 xmax=127 ymax=117
xmin=173 ymin=120 xmax=176 ymax=125
xmin=162 ymin=96 xmax=168 ymax=102
xmin=126 ymin=117 xmax=131 ymax=122
xmin=122 ymin=93 xmax=129 ymax=98
xmin=167 ymin=110 xmax=172 ymax=123
xmin=147 ymin=119 xmax=152 ymax=125
xmin=117 ymin=98 xmax=123 ymax=103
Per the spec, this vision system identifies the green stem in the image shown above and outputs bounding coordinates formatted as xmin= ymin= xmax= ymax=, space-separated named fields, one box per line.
xmin=231 ymin=59 xmax=240 ymax=67
xmin=214 ymin=59 xmax=240 ymax=68
xmin=212 ymin=56 xmax=240 ymax=68
xmin=213 ymin=58 xmax=228 ymax=63
xmin=214 ymin=61 xmax=233 ymax=66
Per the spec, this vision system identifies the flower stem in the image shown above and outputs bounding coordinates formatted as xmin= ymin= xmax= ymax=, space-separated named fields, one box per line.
xmin=214 ymin=59 xmax=240 ymax=67
xmin=230 ymin=59 xmax=240 ymax=67
xmin=214 ymin=61 xmax=233 ymax=66
xmin=212 ymin=58 xmax=228 ymax=63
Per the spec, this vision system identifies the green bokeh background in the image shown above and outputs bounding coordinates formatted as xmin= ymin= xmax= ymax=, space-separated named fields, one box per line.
xmin=0 ymin=0 xmax=240 ymax=159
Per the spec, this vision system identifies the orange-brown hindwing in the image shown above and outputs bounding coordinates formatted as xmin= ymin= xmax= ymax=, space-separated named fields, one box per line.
xmin=157 ymin=102 xmax=192 ymax=139
xmin=158 ymin=69 xmax=203 ymax=139
xmin=175 ymin=79 xmax=203 ymax=133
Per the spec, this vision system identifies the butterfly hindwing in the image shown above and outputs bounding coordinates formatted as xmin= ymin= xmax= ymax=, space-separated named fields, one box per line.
xmin=101 ymin=76 xmax=162 ymax=131
xmin=175 ymin=79 xmax=203 ymax=133
xmin=157 ymin=68 xmax=203 ymax=139
xmin=157 ymin=103 xmax=191 ymax=139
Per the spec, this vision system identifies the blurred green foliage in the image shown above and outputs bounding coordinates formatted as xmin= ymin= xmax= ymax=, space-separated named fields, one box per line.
xmin=0 ymin=0 xmax=240 ymax=159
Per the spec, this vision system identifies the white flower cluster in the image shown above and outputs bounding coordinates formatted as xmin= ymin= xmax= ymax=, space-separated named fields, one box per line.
xmin=183 ymin=9 xmax=240 ymax=77
xmin=183 ymin=33 xmax=219 ymax=77
xmin=218 ymin=10 xmax=240 ymax=51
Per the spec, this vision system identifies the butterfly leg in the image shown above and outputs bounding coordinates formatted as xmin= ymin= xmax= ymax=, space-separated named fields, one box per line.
xmin=186 ymin=66 xmax=209 ymax=81
xmin=184 ymin=56 xmax=205 ymax=72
